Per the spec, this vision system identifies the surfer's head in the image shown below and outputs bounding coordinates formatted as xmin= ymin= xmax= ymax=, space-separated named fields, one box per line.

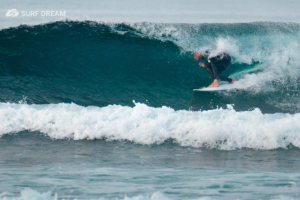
xmin=193 ymin=53 xmax=202 ymax=61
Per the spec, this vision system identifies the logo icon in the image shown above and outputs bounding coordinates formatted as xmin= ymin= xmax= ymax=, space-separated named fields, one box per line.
xmin=6 ymin=9 xmax=19 ymax=17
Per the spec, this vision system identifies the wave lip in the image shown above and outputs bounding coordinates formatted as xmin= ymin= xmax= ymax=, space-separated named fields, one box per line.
xmin=1 ymin=102 xmax=300 ymax=150
xmin=2 ymin=21 xmax=300 ymax=112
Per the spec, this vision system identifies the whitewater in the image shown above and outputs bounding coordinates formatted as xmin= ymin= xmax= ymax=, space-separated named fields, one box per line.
xmin=1 ymin=0 xmax=300 ymax=199
xmin=2 ymin=102 xmax=300 ymax=150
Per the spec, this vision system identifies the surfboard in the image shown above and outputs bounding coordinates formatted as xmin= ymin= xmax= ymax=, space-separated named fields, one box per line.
xmin=193 ymin=82 xmax=238 ymax=91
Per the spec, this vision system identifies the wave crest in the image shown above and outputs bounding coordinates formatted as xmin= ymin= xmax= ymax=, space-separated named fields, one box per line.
xmin=1 ymin=102 xmax=300 ymax=150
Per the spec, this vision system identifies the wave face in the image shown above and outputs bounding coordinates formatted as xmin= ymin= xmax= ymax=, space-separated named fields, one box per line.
xmin=1 ymin=21 xmax=300 ymax=113
xmin=1 ymin=21 xmax=300 ymax=150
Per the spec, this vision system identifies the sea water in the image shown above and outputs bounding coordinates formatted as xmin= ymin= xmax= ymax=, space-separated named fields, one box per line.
xmin=1 ymin=0 xmax=300 ymax=199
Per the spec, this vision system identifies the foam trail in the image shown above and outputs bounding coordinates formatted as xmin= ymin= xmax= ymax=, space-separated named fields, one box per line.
xmin=1 ymin=102 xmax=300 ymax=150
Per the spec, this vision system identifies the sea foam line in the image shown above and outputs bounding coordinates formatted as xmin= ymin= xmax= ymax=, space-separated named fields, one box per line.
xmin=1 ymin=102 xmax=300 ymax=150
xmin=0 ymin=188 xmax=170 ymax=200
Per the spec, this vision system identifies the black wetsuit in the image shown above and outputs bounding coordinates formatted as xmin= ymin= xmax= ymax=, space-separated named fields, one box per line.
xmin=202 ymin=53 xmax=232 ymax=83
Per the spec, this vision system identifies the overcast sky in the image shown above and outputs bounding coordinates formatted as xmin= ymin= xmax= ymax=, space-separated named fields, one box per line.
xmin=1 ymin=0 xmax=300 ymax=29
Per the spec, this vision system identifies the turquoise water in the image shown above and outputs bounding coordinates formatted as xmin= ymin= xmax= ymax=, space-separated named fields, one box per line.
xmin=1 ymin=21 xmax=300 ymax=199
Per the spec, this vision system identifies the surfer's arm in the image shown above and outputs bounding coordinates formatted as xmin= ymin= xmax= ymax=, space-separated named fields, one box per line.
xmin=193 ymin=53 xmax=207 ymax=68
xmin=193 ymin=53 xmax=203 ymax=61
xmin=199 ymin=62 xmax=205 ymax=67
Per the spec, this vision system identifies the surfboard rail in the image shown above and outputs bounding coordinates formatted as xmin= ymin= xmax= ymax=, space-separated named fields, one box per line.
xmin=193 ymin=82 xmax=238 ymax=91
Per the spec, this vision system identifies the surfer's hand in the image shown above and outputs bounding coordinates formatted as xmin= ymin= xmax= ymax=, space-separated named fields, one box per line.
xmin=199 ymin=62 xmax=205 ymax=68
xmin=193 ymin=53 xmax=202 ymax=61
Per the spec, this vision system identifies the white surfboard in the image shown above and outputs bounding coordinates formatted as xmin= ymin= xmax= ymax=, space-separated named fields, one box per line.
xmin=193 ymin=82 xmax=238 ymax=91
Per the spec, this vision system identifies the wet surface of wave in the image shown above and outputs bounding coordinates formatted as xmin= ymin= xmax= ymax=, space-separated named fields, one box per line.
xmin=1 ymin=21 xmax=300 ymax=113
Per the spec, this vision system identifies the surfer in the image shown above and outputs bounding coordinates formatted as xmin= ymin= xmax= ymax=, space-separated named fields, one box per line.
xmin=193 ymin=52 xmax=236 ymax=88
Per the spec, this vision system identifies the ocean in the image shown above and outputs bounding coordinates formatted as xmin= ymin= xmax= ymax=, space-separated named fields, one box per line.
xmin=1 ymin=0 xmax=300 ymax=199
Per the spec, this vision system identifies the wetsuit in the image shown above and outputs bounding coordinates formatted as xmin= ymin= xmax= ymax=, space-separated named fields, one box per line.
xmin=202 ymin=53 xmax=232 ymax=83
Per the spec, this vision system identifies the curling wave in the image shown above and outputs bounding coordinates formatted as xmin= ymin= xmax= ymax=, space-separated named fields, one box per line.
xmin=1 ymin=21 xmax=300 ymax=113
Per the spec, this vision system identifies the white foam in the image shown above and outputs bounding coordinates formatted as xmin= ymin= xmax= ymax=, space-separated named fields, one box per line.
xmin=127 ymin=22 xmax=300 ymax=93
xmin=2 ymin=0 xmax=300 ymax=94
xmin=0 ymin=188 xmax=55 ymax=200
xmin=122 ymin=192 xmax=170 ymax=200
xmin=1 ymin=102 xmax=300 ymax=150
xmin=0 ymin=188 xmax=170 ymax=200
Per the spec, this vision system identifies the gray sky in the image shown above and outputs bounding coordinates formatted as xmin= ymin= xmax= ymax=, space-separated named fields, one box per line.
xmin=1 ymin=0 xmax=300 ymax=29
